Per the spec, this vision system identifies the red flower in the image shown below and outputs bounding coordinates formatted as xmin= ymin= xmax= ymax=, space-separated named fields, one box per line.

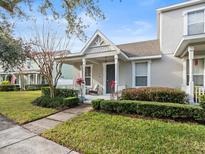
xmin=76 ymin=78 xmax=84 ymax=86
xmin=110 ymin=80 xmax=115 ymax=89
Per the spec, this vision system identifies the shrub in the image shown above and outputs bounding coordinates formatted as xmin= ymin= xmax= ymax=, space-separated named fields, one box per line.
xmin=92 ymin=100 xmax=205 ymax=122
xmin=1 ymin=80 xmax=10 ymax=85
xmin=32 ymin=96 xmax=79 ymax=109
xmin=0 ymin=85 xmax=20 ymax=91
xmin=200 ymin=95 xmax=205 ymax=110
xmin=92 ymin=99 xmax=104 ymax=110
xmin=63 ymin=97 xmax=79 ymax=108
xmin=25 ymin=84 xmax=48 ymax=91
xmin=121 ymin=87 xmax=187 ymax=104
xmin=32 ymin=96 xmax=63 ymax=108
xmin=41 ymin=87 xmax=78 ymax=98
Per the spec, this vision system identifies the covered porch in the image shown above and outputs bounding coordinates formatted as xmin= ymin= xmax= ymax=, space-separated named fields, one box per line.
xmin=61 ymin=52 xmax=127 ymax=98
xmin=174 ymin=34 xmax=205 ymax=103
xmin=57 ymin=30 xmax=131 ymax=99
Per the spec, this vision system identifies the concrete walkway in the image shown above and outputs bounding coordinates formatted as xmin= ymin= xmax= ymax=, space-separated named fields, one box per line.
xmin=23 ymin=104 xmax=92 ymax=134
xmin=0 ymin=104 xmax=92 ymax=154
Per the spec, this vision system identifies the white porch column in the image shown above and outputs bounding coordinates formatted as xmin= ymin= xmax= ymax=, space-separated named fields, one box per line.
xmin=114 ymin=55 xmax=119 ymax=93
xmin=35 ymin=74 xmax=38 ymax=84
xmin=188 ymin=46 xmax=194 ymax=103
xmin=28 ymin=74 xmax=31 ymax=85
xmin=82 ymin=58 xmax=86 ymax=97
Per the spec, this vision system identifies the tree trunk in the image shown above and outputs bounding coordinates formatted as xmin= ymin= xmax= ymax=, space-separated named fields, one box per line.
xmin=50 ymin=85 xmax=55 ymax=98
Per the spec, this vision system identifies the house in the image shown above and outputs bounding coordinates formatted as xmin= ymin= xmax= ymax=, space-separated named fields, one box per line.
xmin=56 ymin=0 xmax=205 ymax=103
xmin=0 ymin=52 xmax=75 ymax=89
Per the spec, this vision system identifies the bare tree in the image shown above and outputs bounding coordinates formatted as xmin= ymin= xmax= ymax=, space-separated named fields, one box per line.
xmin=26 ymin=26 xmax=70 ymax=98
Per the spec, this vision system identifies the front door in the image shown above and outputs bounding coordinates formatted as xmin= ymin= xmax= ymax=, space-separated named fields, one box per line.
xmin=106 ymin=64 xmax=115 ymax=93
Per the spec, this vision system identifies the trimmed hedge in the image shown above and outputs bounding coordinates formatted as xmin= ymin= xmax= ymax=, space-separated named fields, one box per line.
xmin=32 ymin=96 xmax=79 ymax=109
xmin=25 ymin=84 xmax=48 ymax=91
xmin=92 ymin=99 xmax=103 ymax=110
xmin=0 ymin=85 xmax=20 ymax=91
xmin=41 ymin=87 xmax=78 ymax=98
xmin=200 ymin=95 xmax=205 ymax=110
xmin=121 ymin=87 xmax=187 ymax=104
xmin=92 ymin=100 xmax=205 ymax=122
xmin=63 ymin=97 xmax=79 ymax=108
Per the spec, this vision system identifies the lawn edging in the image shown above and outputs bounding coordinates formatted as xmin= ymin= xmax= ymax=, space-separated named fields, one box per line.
xmin=92 ymin=99 xmax=205 ymax=123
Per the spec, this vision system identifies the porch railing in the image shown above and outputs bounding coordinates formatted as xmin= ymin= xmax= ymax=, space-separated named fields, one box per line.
xmin=194 ymin=86 xmax=205 ymax=103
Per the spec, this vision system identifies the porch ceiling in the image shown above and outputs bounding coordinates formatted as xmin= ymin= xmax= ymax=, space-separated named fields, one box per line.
xmin=61 ymin=53 xmax=124 ymax=65
xmin=174 ymin=34 xmax=205 ymax=57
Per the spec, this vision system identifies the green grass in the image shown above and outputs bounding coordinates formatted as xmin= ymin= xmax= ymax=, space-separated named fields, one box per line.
xmin=0 ymin=91 xmax=57 ymax=124
xmin=43 ymin=112 xmax=205 ymax=154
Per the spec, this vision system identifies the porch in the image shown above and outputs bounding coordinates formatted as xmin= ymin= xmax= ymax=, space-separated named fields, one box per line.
xmin=0 ymin=71 xmax=46 ymax=89
xmin=61 ymin=53 xmax=126 ymax=97
xmin=174 ymin=34 xmax=205 ymax=103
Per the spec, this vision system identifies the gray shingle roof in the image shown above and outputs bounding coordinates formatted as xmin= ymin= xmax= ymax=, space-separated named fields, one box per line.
xmin=117 ymin=40 xmax=161 ymax=57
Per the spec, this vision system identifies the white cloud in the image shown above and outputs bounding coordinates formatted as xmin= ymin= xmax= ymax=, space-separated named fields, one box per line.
xmin=117 ymin=20 xmax=152 ymax=35
xmin=110 ymin=20 xmax=156 ymax=44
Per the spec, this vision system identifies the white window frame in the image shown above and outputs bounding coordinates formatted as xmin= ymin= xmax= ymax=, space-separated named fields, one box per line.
xmin=132 ymin=60 xmax=151 ymax=88
xmin=84 ymin=65 xmax=93 ymax=87
xmin=184 ymin=7 xmax=205 ymax=36
xmin=185 ymin=57 xmax=205 ymax=87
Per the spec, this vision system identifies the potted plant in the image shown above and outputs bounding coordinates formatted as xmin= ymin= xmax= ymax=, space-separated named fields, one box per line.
xmin=76 ymin=77 xmax=85 ymax=103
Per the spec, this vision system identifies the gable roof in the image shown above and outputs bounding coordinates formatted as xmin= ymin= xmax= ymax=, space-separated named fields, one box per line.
xmin=81 ymin=30 xmax=121 ymax=55
xmin=117 ymin=40 xmax=161 ymax=58
xmin=57 ymin=31 xmax=161 ymax=60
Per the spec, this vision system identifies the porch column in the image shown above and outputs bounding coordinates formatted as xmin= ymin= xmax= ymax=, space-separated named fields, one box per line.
xmin=82 ymin=58 xmax=86 ymax=97
xmin=35 ymin=74 xmax=38 ymax=84
xmin=188 ymin=46 xmax=194 ymax=103
xmin=114 ymin=55 xmax=119 ymax=93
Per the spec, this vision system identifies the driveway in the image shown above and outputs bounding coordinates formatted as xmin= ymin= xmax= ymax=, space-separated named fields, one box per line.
xmin=0 ymin=116 xmax=78 ymax=154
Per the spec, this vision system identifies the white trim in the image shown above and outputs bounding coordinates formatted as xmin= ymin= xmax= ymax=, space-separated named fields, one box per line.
xmin=157 ymin=0 xmax=203 ymax=13
xmin=128 ymin=55 xmax=162 ymax=60
xmin=184 ymin=13 xmax=188 ymax=36
xmin=103 ymin=62 xmax=115 ymax=95
xmin=184 ymin=8 xmax=205 ymax=36
xmin=183 ymin=6 xmax=205 ymax=15
xmin=84 ymin=65 xmax=93 ymax=88
xmin=159 ymin=13 xmax=163 ymax=50
xmin=174 ymin=33 xmax=205 ymax=57
xmin=132 ymin=60 xmax=151 ymax=88
xmin=182 ymin=59 xmax=187 ymax=87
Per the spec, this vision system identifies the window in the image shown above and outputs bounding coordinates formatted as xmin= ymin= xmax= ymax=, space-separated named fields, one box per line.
xmin=187 ymin=59 xmax=204 ymax=86
xmin=187 ymin=10 xmax=204 ymax=35
xmin=85 ymin=66 xmax=92 ymax=86
xmin=135 ymin=62 xmax=148 ymax=87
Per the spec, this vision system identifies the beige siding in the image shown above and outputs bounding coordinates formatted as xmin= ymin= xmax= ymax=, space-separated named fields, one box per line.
xmin=160 ymin=3 xmax=205 ymax=54
xmin=92 ymin=63 xmax=103 ymax=89
xmin=151 ymin=54 xmax=183 ymax=88
xmin=119 ymin=61 xmax=132 ymax=88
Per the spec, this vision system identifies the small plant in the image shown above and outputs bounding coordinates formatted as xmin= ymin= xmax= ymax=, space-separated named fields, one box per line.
xmin=76 ymin=78 xmax=85 ymax=103
xmin=110 ymin=80 xmax=115 ymax=100
xmin=1 ymin=80 xmax=10 ymax=85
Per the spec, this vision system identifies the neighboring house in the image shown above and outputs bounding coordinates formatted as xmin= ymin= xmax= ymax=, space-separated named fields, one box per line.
xmin=0 ymin=51 xmax=75 ymax=89
xmin=56 ymin=0 xmax=205 ymax=103
xmin=0 ymin=59 xmax=45 ymax=89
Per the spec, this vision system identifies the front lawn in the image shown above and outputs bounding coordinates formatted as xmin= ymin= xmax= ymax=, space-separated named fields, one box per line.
xmin=0 ymin=91 xmax=57 ymax=124
xmin=43 ymin=112 xmax=205 ymax=154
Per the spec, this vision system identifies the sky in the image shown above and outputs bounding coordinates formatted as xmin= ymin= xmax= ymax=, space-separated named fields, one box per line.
xmin=13 ymin=0 xmax=186 ymax=53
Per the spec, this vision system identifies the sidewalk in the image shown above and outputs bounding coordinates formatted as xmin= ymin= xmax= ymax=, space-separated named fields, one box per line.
xmin=0 ymin=104 xmax=92 ymax=154
xmin=23 ymin=104 xmax=92 ymax=134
